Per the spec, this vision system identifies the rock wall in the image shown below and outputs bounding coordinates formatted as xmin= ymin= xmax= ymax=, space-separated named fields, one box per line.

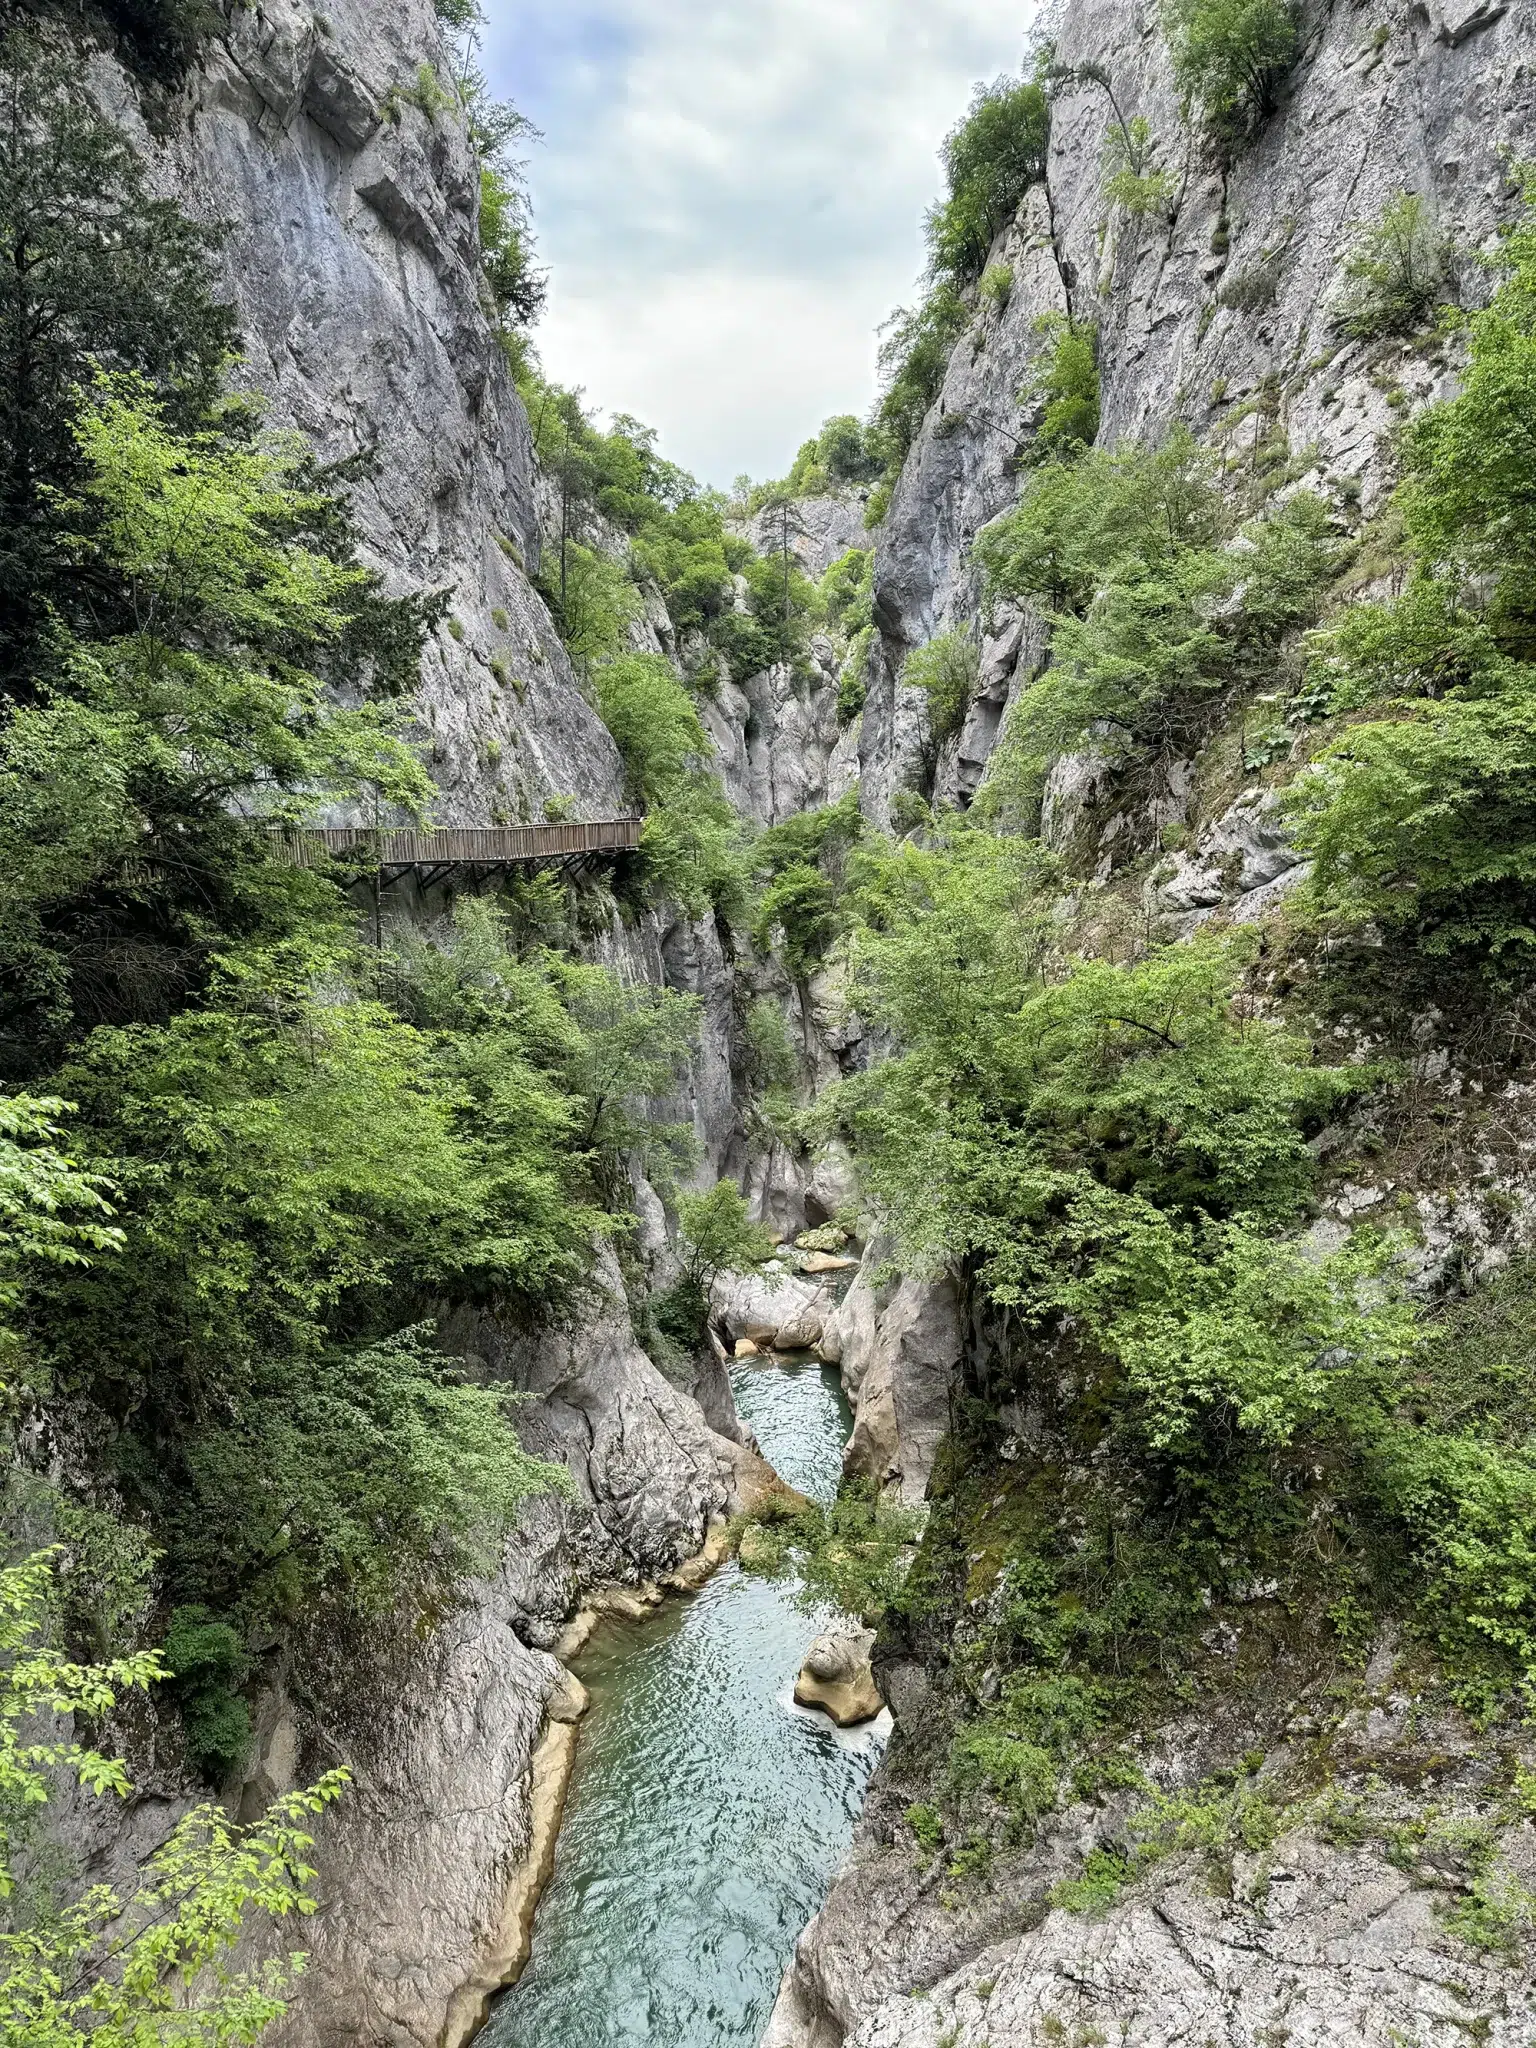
xmin=763 ymin=3 xmax=1536 ymax=2042
xmin=39 ymin=6 xmax=778 ymax=2042
xmin=102 ymin=0 xmax=626 ymax=828
xmin=852 ymin=0 xmax=1535 ymax=827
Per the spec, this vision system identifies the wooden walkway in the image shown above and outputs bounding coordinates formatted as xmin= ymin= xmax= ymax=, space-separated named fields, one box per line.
xmin=270 ymin=818 xmax=643 ymax=888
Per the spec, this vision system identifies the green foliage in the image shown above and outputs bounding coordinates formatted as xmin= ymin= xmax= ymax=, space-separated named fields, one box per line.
xmin=838 ymin=630 xmax=873 ymax=724
xmin=0 ymin=1096 xmax=122 ymax=1328
xmin=0 ymin=378 xmax=434 ymax=1079
xmin=94 ymin=0 xmax=222 ymax=84
xmin=751 ymin=790 xmax=865 ymax=976
xmin=977 ymin=428 xmax=1224 ymax=616
xmin=0 ymin=1550 xmax=349 ymax=2047
xmin=927 ymin=79 xmax=1051 ymax=288
xmin=675 ymin=1181 xmax=774 ymax=1294
xmin=747 ymin=416 xmax=885 ymax=505
xmin=870 ymin=283 xmax=969 ymax=475
xmin=978 ymin=438 xmax=1336 ymax=781
xmin=872 ymin=62 xmax=1064 ymax=483
xmin=519 ymin=379 xmax=799 ymax=686
xmin=8 ymin=894 xmax=690 ymax=1641
xmin=1332 ymin=193 xmax=1449 ymax=343
xmin=1025 ymin=316 xmax=1101 ymax=463
xmin=742 ymin=1482 xmax=923 ymax=1624
xmin=905 ymin=1802 xmax=945 ymax=1854
xmin=813 ymin=413 xmax=886 ymax=486
xmin=830 ymin=881 xmax=1365 ymax=1339
xmin=1162 ymin=0 xmax=1300 ymax=138
xmin=479 ymin=164 xmax=545 ymax=327
xmin=817 ymin=548 xmax=874 ymax=641
xmin=1103 ymin=117 xmax=1178 ymax=219
xmin=592 ymin=654 xmax=744 ymax=914
xmin=164 ymin=1606 xmax=252 ymax=1783
xmin=0 ymin=29 xmax=235 ymax=684
xmin=1288 ymin=185 xmax=1536 ymax=962
xmin=753 ymin=864 xmax=838 ymax=981
xmin=902 ymin=632 xmax=979 ymax=746
xmin=978 ymin=263 xmax=1014 ymax=310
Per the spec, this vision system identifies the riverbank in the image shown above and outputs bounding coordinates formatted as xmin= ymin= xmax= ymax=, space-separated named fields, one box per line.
xmin=480 ymin=1357 xmax=888 ymax=2048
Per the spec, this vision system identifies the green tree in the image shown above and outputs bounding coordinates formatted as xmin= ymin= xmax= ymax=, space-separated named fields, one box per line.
xmin=1331 ymin=192 xmax=1450 ymax=343
xmin=902 ymin=632 xmax=979 ymax=746
xmin=927 ymin=79 xmax=1051 ymax=286
xmin=0 ymin=381 xmax=433 ymax=1077
xmin=1024 ymin=316 xmax=1101 ymax=463
xmin=0 ymin=1550 xmax=349 ymax=2048
xmin=592 ymin=654 xmax=744 ymax=914
xmin=675 ymin=1181 xmax=774 ymax=1294
xmin=1162 ymin=0 xmax=1299 ymax=138
xmin=0 ymin=29 xmax=235 ymax=684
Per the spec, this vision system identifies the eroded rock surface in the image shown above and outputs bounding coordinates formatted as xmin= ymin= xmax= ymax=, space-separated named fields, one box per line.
xmin=794 ymin=1630 xmax=883 ymax=1730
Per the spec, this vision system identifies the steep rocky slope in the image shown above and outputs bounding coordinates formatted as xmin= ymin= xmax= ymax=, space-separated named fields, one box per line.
xmin=33 ymin=8 xmax=778 ymax=2044
xmin=761 ymin=3 xmax=1536 ymax=2044
xmin=854 ymin=0 xmax=1532 ymax=836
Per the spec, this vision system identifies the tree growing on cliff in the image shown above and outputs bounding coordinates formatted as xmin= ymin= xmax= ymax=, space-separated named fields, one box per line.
xmin=0 ymin=27 xmax=234 ymax=689
xmin=1162 ymin=0 xmax=1300 ymax=140
xmin=927 ymin=77 xmax=1052 ymax=286
xmin=0 ymin=1551 xmax=349 ymax=2048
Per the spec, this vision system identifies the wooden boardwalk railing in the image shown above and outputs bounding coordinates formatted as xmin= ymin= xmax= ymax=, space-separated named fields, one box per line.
xmin=269 ymin=818 xmax=644 ymax=872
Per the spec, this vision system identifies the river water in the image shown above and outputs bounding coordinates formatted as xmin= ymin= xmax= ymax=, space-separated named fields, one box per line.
xmin=482 ymin=1356 xmax=888 ymax=2048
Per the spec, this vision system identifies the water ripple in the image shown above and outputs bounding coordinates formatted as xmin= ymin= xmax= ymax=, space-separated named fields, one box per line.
xmin=482 ymin=1359 xmax=887 ymax=2048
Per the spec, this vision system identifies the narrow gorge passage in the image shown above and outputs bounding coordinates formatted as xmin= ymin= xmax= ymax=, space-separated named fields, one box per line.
xmin=481 ymin=1358 xmax=889 ymax=2048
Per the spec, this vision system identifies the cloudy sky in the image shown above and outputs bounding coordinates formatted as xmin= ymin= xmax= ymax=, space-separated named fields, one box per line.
xmin=481 ymin=1 xmax=1040 ymax=489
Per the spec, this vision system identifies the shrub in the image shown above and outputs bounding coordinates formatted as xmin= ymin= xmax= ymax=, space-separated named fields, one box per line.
xmin=816 ymin=413 xmax=885 ymax=484
xmin=164 ymin=1605 xmax=251 ymax=1781
xmin=976 ymin=437 xmax=1334 ymax=778
xmin=751 ymin=790 xmax=864 ymax=975
xmin=871 ymin=283 xmax=968 ymax=469
xmin=927 ymin=79 xmax=1051 ymax=287
xmin=741 ymin=1481 xmax=923 ymax=1622
xmin=1288 ymin=184 xmax=1536 ymax=962
xmin=818 ymin=547 xmax=874 ymax=639
xmin=1162 ymin=0 xmax=1300 ymax=138
xmin=0 ymin=1552 xmax=350 ymax=2047
xmin=95 ymin=0 xmax=221 ymax=82
xmin=979 ymin=262 xmax=1014 ymax=310
xmin=1103 ymin=116 xmax=1178 ymax=219
xmin=902 ymin=632 xmax=979 ymax=745
xmin=1331 ymin=193 xmax=1449 ymax=342
xmin=1025 ymin=315 xmax=1101 ymax=462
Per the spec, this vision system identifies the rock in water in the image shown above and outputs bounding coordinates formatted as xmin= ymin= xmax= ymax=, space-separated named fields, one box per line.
xmin=794 ymin=1630 xmax=883 ymax=1727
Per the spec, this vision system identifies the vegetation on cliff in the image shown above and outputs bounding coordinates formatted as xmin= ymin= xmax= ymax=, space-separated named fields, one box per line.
xmin=749 ymin=108 xmax=1536 ymax=1953
xmin=0 ymin=20 xmax=694 ymax=1846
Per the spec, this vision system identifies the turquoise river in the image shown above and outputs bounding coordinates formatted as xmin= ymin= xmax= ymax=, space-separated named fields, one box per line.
xmin=482 ymin=1355 xmax=889 ymax=2048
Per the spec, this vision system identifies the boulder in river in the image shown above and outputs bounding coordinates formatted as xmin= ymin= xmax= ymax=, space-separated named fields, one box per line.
xmin=793 ymin=1629 xmax=882 ymax=1727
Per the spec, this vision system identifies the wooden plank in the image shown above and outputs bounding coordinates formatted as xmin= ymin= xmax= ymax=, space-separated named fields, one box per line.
xmin=266 ymin=819 xmax=644 ymax=870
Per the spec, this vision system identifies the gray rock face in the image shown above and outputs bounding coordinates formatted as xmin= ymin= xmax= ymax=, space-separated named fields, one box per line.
xmin=111 ymin=0 xmax=628 ymax=828
xmin=823 ymin=1241 xmax=961 ymax=1506
xmin=833 ymin=1834 xmax=1535 ymax=2048
xmin=740 ymin=495 xmax=871 ymax=581
xmin=856 ymin=0 xmax=1536 ymax=820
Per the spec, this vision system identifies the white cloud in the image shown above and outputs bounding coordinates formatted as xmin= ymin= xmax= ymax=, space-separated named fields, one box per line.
xmin=482 ymin=0 xmax=1039 ymax=485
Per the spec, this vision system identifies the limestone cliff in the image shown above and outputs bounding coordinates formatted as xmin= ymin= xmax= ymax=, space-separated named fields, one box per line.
xmin=762 ymin=4 xmax=1536 ymax=2044
xmin=31 ymin=6 xmax=769 ymax=2043
xmin=854 ymin=0 xmax=1532 ymax=835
